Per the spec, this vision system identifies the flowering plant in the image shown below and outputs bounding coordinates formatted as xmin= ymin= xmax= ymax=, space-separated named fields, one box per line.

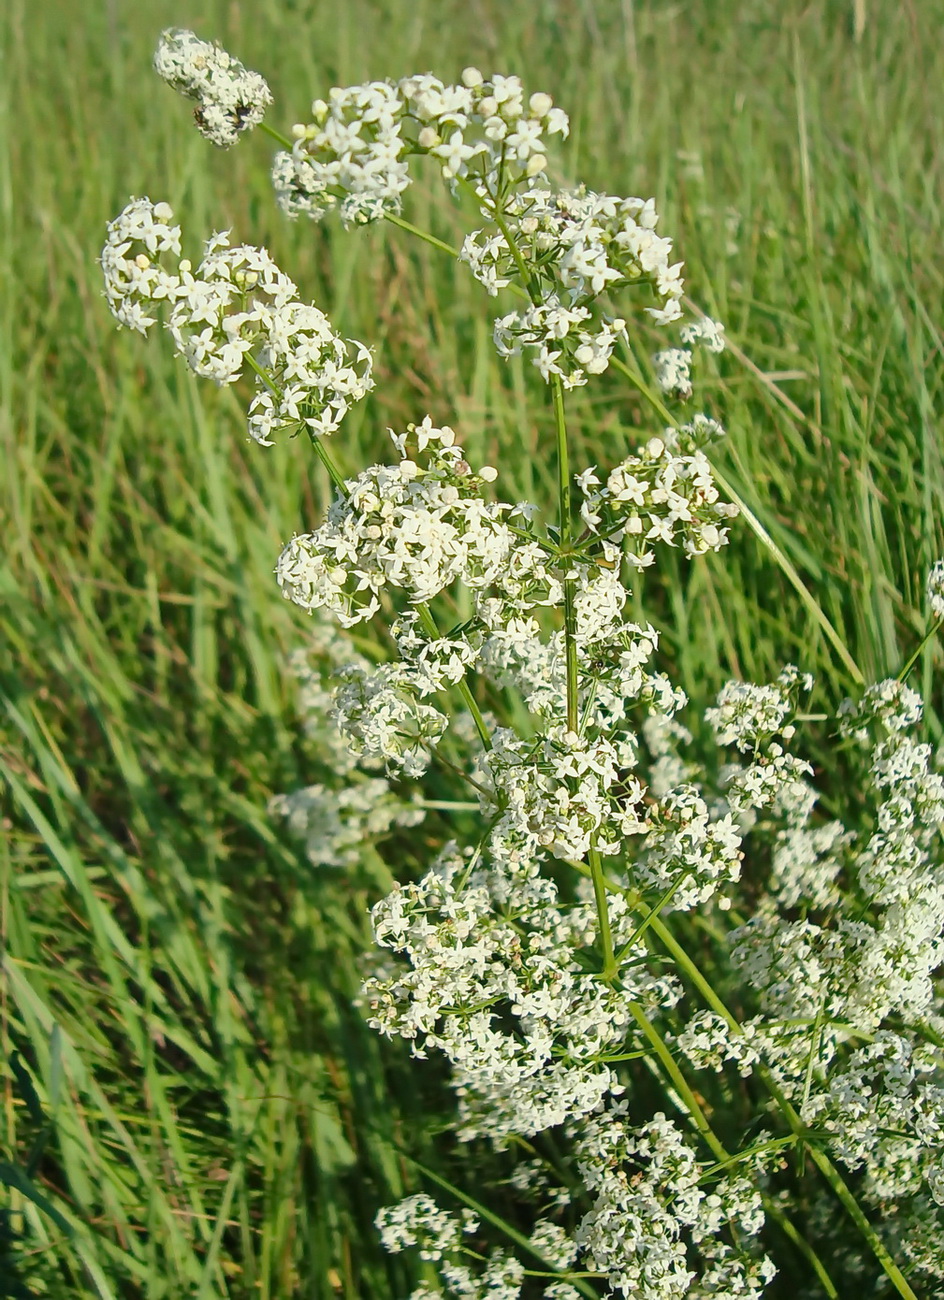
xmin=100 ymin=29 xmax=944 ymax=1297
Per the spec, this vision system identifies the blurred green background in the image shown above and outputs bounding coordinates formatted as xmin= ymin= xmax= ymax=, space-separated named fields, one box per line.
xmin=2 ymin=0 xmax=943 ymax=1294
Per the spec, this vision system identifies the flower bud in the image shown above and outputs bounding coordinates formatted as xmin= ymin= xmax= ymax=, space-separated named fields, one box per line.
xmin=529 ymin=91 xmax=553 ymax=118
xmin=525 ymin=153 xmax=547 ymax=178
xmin=461 ymin=66 xmax=484 ymax=88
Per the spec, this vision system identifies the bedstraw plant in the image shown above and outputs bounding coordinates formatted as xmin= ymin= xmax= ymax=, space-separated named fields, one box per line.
xmin=98 ymin=27 xmax=944 ymax=1298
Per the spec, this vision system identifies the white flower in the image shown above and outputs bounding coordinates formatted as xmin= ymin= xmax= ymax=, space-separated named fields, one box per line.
xmin=276 ymin=425 xmax=520 ymax=622
xmin=461 ymin=187 xmax=684 ymax=385
xmin=653 ymin=348 xmax=692 ymax=399
xmin=927 ymin=559 xmax=944 ymax=619
xmin=103 ymin=205 xmax=373 ymax=440
xmin=680 ymin=315 xmax=726 ymax=353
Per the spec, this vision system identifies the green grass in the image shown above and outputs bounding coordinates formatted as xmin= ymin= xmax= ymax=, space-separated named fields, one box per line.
xmin=1 ymin=0 xmax=943 ymax=1294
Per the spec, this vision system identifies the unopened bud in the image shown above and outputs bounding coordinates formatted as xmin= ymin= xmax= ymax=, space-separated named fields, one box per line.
xmin=418 ymin=126 xmax=440 ymax=149
xmin=479 ymin=465 xmax=498 ymax=482
xmin=529 ymin=91 xmax=553 ymax=118
xmin=525 ymin=153 xmax=547 ymax=177
xmin=462 ymin=66 xmax=484 ymax=88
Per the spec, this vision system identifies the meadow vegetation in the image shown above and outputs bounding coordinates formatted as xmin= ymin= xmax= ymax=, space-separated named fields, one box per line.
xmin=2 ymin=0 xmax=944 ymax=1296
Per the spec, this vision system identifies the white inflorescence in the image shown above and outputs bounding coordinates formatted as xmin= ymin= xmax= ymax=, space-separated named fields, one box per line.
xmin=470 ymin=187 xmax=685 ymax=388
xmin=275 ymin=419 xmax=523 ymax=624
xmin=101 ymin=199 xmax=373 ymax=444
xmin=577 ymin=420 xmax=739 ymax=566
xmin=154 ymin=28 xmax=272 ymax=148
xmin=272 ymin=70 xmax=568 ymax=228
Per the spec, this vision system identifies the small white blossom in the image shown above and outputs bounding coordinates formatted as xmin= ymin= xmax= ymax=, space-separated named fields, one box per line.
xmin=927 ymin=559 xmax=944 ymax=619
xmin=680 ymin=315 xmax=726 ymax=353
xmin=653 ymin=348 xmax=692 ymax=399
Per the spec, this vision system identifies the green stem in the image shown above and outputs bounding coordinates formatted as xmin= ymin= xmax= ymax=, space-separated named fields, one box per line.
xmin=588 ymin=843 xmax=616 ymax=983
xmin=551 ymin=376 xmax=579 ymax=734
xmin=649 ymin=914 xmax=917 ymax=1300
xmin=308 ymin=431 xmax=348 ymax=495
xmin=407 ymin=1159 xmax=599 ymax=1300
xmin=383 ymin=212 xmax=466 ymax=261
xmin=259 ymin=120 xmax=295 ymax=150
xmin=629 ymin=1004 xmax=727 ymax=1162
xmin=765 ymin=1203 xmax=840 ymax=1299
xmin=630 ymin=1005 xmax=839 ymax=1296
xmin=491 ymin=205 xmax=540 ymax=305
xmin=897 ymin=616 xmax=943 ymax=683
xmin=416 ymin=603 xmax=492 ymax=752
xmin=614 ymin=872 xmax=689 ymax=965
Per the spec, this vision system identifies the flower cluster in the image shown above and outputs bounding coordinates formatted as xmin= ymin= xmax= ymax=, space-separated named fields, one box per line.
xmin=154 ymin=28 xmax=271 ymax=147
xmin=276 ymin=420 xmax=519 ymax=624
xmin=272 ymin=70 xmax=568 ymax=228
xmin=577 ymin=420 xmax=738 ymax=566
xmin=572 ymin=1106 xmax=775 ymax=1299
xmin=653 ymin=317 xmax=725 ymax=398
xmin=706 ymin=664 xmax=811 ymax=752
xmin=364 ymin=844 xmax=679 ymax=1142
xmin=464 ymin=186 xmax=685 ymax=388
xmin=101 ymin=199 xmax=372 ymax=442
xmin=269 ymin=777 xmax=423 ymax=869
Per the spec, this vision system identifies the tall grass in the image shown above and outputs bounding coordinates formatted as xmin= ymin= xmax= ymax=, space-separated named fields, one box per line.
xmin=1 ymin=0 xmax=942 ymax=1294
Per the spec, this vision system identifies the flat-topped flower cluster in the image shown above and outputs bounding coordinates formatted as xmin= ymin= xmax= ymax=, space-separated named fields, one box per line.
xmin=102 ymin=28 xmax=944 ymax=1299
xmin=272 ymin=68 xmax=568 ymax=228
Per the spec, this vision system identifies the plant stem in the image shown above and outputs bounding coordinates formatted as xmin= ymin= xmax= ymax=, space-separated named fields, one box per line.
xmin=258 ymin=120 xmax=295 ymax=150
xmin=416 ymin=603 xmax=492 ymax=751
xmin=649 ymin=914 xmax=917 ymax=1300
xmin=551 ymin=376 xmax=579 ymax=734
xmin=630 ymin=1004 xmax=840 ymax=1297
xmin=588 ymin=843 xmax=616 ymax=983
xmin=897 ymin=617 xmax=943 ymax=683
xmin=629 ymin=1003 xmax=727 ymax=1162
xmin=308 ymin=430 xmax=348 ymax=495
xmin=383 ymin=212 xmax=466 ymax=261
